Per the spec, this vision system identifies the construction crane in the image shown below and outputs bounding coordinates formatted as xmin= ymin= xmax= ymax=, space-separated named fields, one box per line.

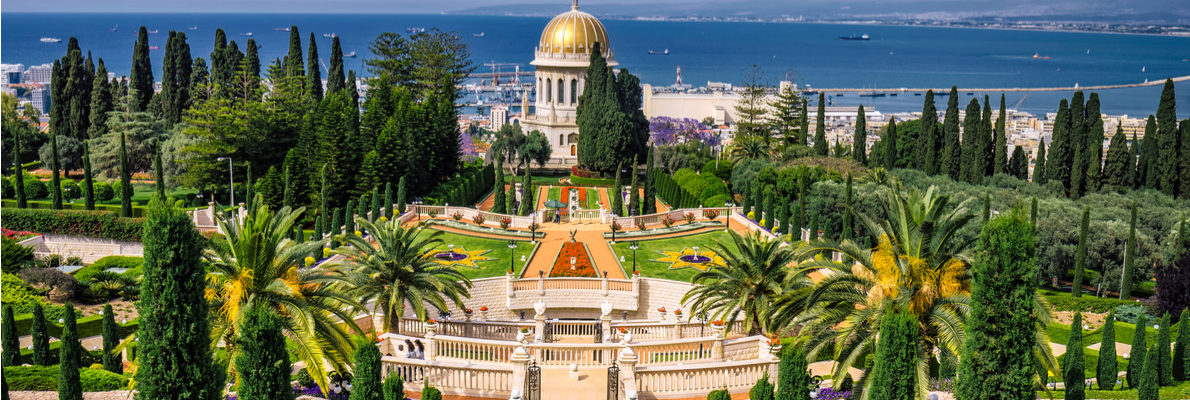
xmin=479 ymin=61 xmax=525 ymax=86
xmin=1012 ymin=95 xmax=1027 ymax=111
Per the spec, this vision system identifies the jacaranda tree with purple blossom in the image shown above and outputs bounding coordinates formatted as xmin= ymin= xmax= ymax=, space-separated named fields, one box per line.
xmin=649 ymin=116 xmax=719 ymax=147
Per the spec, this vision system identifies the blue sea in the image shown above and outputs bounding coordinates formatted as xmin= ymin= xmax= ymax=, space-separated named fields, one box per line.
xmin=3 ymin=13 xmax=1189 ymax=116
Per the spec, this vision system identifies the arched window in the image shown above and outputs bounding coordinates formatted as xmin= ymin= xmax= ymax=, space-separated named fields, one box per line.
xmin=557 ymin=79 xmax=564 ymax=104
xmin=570 ymin=79 xmax=578 ymax=104
xmin=545 ymin=79 xmax=552 ymax=103
xmin=559 ymin=134 xmax=564 ymax=145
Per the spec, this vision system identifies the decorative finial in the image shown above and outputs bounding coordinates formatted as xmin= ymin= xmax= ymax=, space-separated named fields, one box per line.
xmin=572 ymin=0 xmax=579 ymax=10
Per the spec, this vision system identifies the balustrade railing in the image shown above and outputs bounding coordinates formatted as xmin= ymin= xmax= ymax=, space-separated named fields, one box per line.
xmin=633 ymin=338 xmax=718 ymax=365
xmin=384 ymin=358 xmax=512 ymax=394
xmin=434 ymin=336 xmax=519 ymax=364
xmin=635 ymin=359 xmax=771 ymax=394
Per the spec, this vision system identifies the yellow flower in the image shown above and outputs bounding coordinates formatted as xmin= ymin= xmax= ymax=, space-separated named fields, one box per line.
xmin=654 ymin=248 xmax=727 ymax=272
xmin=304 ymin=257 xmax=315 ymax=267
xmin=423 ymin=247 xmax=494 ymax=269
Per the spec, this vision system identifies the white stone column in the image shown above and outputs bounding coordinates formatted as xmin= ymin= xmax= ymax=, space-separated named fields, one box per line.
xmin=766 ymin=342 xmax=782 ymax=385
xmin=425 ymin=322 xmax=438 ymax=361
xmin=711 ymin=324 xmax=725 ymax=361
xmin=600 ymin=301 xmax=614 ymax=343
xmin=509 ymin=346 xmax=530 ymax=400
xmin=618 ymin=346 xmax=639 ymax=400
xmin=507 ymin=271 xmax=516 ymax=299
xmin=533 ymin=301 xmax=546 ymax=343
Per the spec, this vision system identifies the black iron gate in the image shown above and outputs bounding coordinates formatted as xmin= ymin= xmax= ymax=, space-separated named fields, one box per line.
xmin=607 ymin=364 xmax=620 ymax=400
xmin=526 ymin=361 xmax=541 ymax=400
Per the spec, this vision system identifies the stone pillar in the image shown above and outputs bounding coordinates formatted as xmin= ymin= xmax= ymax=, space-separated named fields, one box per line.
xmin=533 ymin=301 xmax=546 ymax=343
xmin=672 ymin=319 xmax=682 ymax=339
xmin=425 ymin=322 xmax=438 ymax=361
xmin=602 ymin=273 xmax=609 ymax=296
xmin=711 ymin=324 xmax=725 ymax=361
xmin=507 ymin=271 xmax=516 ymax=299
xmin=509 ymin=346 xmax=530 ymax=400
xmin=766 ymin=342 xmax=782 ymax=385
xmin=618 ymin=346 xmax=640 ymax=400
xmin=601 ymin=301 xmax=614 ymax=343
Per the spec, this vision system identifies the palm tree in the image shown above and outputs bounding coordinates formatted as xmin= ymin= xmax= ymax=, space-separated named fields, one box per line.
xmin=730 ymin=135 xmax=770 ymax=163
xmin=330 ymin=217 xmax=472 ymax=333
xmin=782 ymin=185 xmax=1057 ymax=397
xmin=682 ymin=231 xmax=809 ymax=335
xmin=205 ymin=194 xmax=362 ymax=393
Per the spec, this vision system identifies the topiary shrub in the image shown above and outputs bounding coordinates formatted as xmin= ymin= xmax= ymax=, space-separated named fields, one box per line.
xmin=1113 ymin=304 xmax=1154 ymax=325
xmin=23 ymin=176 xmax=48 ymax=200
xmin=702 ymin=194 xmax=732 ymax=208
xmin=93 ymin=181 xmax=114 ymax=202
xmin=421 ymin=385 xmax=442 ymax=400
xmin=2 ymin=365 xmax=128 ymax=391
xmin=296 ymin=368 xmax=316 ymax=388
xmin=706 ymin=388 xmax=731 ymax=400
xmin=61 ymin=179 xmax=81 ymax=200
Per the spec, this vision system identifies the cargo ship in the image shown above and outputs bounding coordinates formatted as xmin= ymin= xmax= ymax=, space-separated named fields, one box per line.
xmin=839 ymin=34 xmax=870 ymax=41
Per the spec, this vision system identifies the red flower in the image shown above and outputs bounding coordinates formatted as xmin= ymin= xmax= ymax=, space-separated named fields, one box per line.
xmin=480 ymin=306 xmax=489 ymax=312
xmin=548 ymin=242 xmax=598 ymax=278
xmin=711 ymin=320 xmax=724 ymax=326
xmin=657 ymin=307 xmax=666 ymax=313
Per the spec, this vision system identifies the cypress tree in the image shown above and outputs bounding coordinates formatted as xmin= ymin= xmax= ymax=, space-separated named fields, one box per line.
xmin=283 ymin=165 xmax=294 ymax=209
xmin=307 ymin=33 xmax=323 ymax=101
xmin=1009 ymin=146 xmax=1027 ymax=179
xmin=348 ymin=337 xmax=384 ymax=400
xmin=1103 ymin=125 xmax=1132 ymax=190
xmin=1083 ymin=93 xmax=1104 ymax=192
xmin=941 ymin=87 xmax=962 ymax=179
xmin=1030 ymin=196 xmax=1039 ymax=228
xmin=1158 ymin=313 xmax=1173 ymax=385
xmin=396 ymin=176 xmax=407 ymax=214
xmin=135 ymin=199 xmax=222 ymax=400
xmin=82 ymin=142 xmax=94 ymax=210
xmin=31 ymin=303 xmax=50 ymax=366
xmin=868 ymin=308 xmax=919 ymax=400
xmin=644 ymin=146 xmax=657 ymax=214
xmin=813 ymin=93 xmax=827 ymax=156
xmin=612 ymin=164 xmax=624 ymax=216
xmin=346 ymin=70 xmax=359 ymax=106
xmin=1097 ymin=310 xmax=1118 ymax=389
xmin=1174 ymin=308 xmax=1189 ymax=381
xmin=101 ymin=304 xmax=121 ymax=373
xmin=344 ymin=200 xmax=356 ymax=235
xmin=519 ymin=168 xmax=534 ymax=216
xmin=775 ymin=346 xmax=810 ymax=400
xmin=1072 ymin=208 xmax=1089 ymax=297
xmin=119 ymin=128 xmax=132 ymax=217
xmin=842 ymin=174 xmax=853 ymax=240
xmin=884 ymin=118 xmax=897 ymax=171
xmin=12 ymin=120 xmax=26 ymax=208
xmin=919 ymin=90 xmax=938 ymax=173
xmin=749 ymin=375 xmax=775 ymax=400
xmin=235 ymin=308 xmax=294 ymax=400
xmin=370 ymin=186 xmax=381 ymax=221
xmin=244 ymin=38 xmax=260 ymax=93
xmin=384 ymin=182 xmax=394 ymax=219
xmin=356 ymin=194 xmax=367 ymax=223
xmin=1155 ymin=79 xmax=1178 ymax=195
xmin=750 ymin=183 xmax=762 ymax=220
xmin=50 ymin=131 xmax=62 ymax=209
xmin=957 ymin=210 xmax=1037 ymax=400
xmin=796 ymin=178 xmax=807 ymax=235
xmin=284 ymin=26 xmax=304 ymax=78
xmin=1128 ymin=313 xmax=1149 ymax=388
xmin=960 ymin=98 xmax=983 ymax=183
xmin=1 ymin=306 xmax=19 ymax=367
xmin=130 ymin=26 xmax=153 ymax=111
xmin=1063 ymin=312 xmax=1086 ymax=400
xmin=154 ymin=145 xmax=166 ymax=201
xmin=1069 ymin=92 xmax=1089 ymax=197
xmin=1139 ymin=340 xmax=1160 ymax=400
xmin=1120 ymin=202 xmax=1138 ymax=300
xmin=854 ymin=105 xmax=868 ymax=164
xmin=327 ymin=36 xmax=346 ymax=94
xmin=383 ymin=375 xmax=405 ymax=400
xmin=741 ymin=184 xmax=752 ymax=218
xmin=505 ymin=181 xmax=517 ymax=215
xmin=1137 ymin=115 xmax=1158 ymax=189
xmin=331 ymin=209 xmax=342 ymax=236
xmin=761 ymin=189 xmax=773 ymax=227
xmin=58 ymin=304 xmax=82 ymax=400
xmin=1049 ymin=100 xmax=1073 ymax=189
xmin=1034 ymin=140 xmax=1048 ymax=184
xmin=994 ymin=94 xmax=1008 ymax=175
xmin=629 ymin=157 xmax=640 ymax=215
xmin=1181 ymin=119 xmax=1190 ymax=199
xmin=798 ymin=98 xmax=809 ymax=145
xmin=492 ymin=161 xmax=506 ymax=214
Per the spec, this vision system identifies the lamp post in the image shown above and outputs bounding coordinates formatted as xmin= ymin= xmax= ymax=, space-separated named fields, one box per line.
xmin=508 ymin=240 xmax=518 ymax=274
xmin=216 ymin=157 xmax=234 ymax=207
xmin=629 ymin=241 xmax=639 ymax=275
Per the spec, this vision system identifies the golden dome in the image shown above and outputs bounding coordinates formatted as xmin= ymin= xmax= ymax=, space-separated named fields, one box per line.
xmin=538 ymin=1 xmax=610 ymax=56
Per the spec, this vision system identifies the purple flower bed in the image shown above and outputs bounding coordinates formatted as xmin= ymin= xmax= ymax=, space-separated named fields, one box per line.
xmin=816 ymin=388 xmax=852 ymax=400
xmin=648 ymin=116 xmax=719 ymax=147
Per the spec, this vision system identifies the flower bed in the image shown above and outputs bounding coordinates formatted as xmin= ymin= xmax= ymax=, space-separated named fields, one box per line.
xmin=2 ymin=228 xmax=39 ymax=241
xmin=549 ymin=242 xmax=599 ymax=278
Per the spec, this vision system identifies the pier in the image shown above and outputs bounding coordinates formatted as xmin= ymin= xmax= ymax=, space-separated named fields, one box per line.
xmin=806 ymin=75 xmax=1190 ymax=94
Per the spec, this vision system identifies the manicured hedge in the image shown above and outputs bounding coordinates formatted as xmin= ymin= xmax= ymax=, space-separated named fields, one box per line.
xmin=0 ymin=207 xmax=144 ymax=241
xmin=11 ymin=313 xmax=139 ymax=339
xmin=1043 ymin=290 xmax=1134 ymax=313
xmin=1 ymin=199 xmax=148 ymax=218
xmin=3 ymin=365 xmax=128 ymax=391
xmin=568 ymin=173 xmax=616 ymax=187
xmin=73 ymin=256 xmax=144 ymax=282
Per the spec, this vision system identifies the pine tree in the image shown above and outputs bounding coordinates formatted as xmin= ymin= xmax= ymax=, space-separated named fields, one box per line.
xmin=1072 ymin=207 xmax=1089 ymax=297
xmin=775 ymin=346 xmax=810 ymax=400
xmin=854 ymin=105 xmax=868 ymax=164
xmin=1098 ymin=310 xmax=1118 ymax=390
xmin=769 ymin=83 xmax=805 ymax=146
xmin=813 ymin=93 xmax=828 ymax=155
xmin=130 ymin=26 xmax=153 ymax=111
xmin=644 ymin=146 xmax=657 ymax=214
xmin=396 ymin=176 xmax=407 ymax=214
xmin=235 ymin=308 xmax=294 ymax=400
xmin=1035 ymin=140 xmax=1048 ymax=184
xmin=383 ymin=182 xmax=394 ymax=219
xmin=350 ymin=337 xmax=384 ymax=400
xmin=1158 ymin=313 xmax=1173 ymax=385
xmin=135 ymin=199 xmax=222 ymax=400
xmin=31 ymin=303 xmax=50 ymax=366
xmin=1103 ymin=125 xmax=1133 ymax=190
xmin=1139 ymin=339 xmax=1160 ymax=400
xmin=1174 ymin=308 xmax=1189 ymax=381
xmin=327 ymin=36 xmax=346 ymax=94
xmin=919 ymin=90 xmax=938 ymax=173
xmin=101 ymin=304 xmax=121 ymax=373
xmin=1155 ymin=79 xmax=1178 ymax=195
xmin=957 ymin=210 xmax=1038 ymax=400
xmin=58 ymin=304 xmax=82 ymax=400
xmin=941 ymin=87 xmax=962 ymax=179
xmin=307 ymin=33 xmax=323 ymax=101
xmin=868 ymin=307 xmax=919 ymax=400
xmin=1 ymin=306 xmax=19 ymax=367
xmin=1137 ymin=115 xmax=1158 ymax=189
xmin=994 ymin=94 xmax=1008 ymax=175
xmin=611 ymin=163 xmax=624 ymax=216
xmin=1063 ymin=312 xmax=1086 ymax=400
xmin=1120 ymin=202 xmax=1138 ymax=300
xmin=1128 ymin=313 xmax=1149 ymax=388
xmin=884 ymin=119 xmax=897 ymax=171
xmin=118 ymin=127 xmax=132 ymax=217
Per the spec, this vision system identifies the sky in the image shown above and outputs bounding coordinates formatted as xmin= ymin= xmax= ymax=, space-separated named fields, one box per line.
xmin=3 ymin=0 xmax=1187 ymax=22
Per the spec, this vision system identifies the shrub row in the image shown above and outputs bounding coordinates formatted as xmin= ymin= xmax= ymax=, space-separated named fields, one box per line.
xmin=11 ymin=312 xmax=139 ymax=339
xmin=1043 ymin=290 xmax=1135 ymax=313
xmin=1 ymin=199 xmax=147 ymax=218
xmin=0 ymin=207 xmax=144 ymax=241
xmin=428 ymin=162 xmax=495 ymax=207
xmin=3 ymin=365 xmax=128 ymax=391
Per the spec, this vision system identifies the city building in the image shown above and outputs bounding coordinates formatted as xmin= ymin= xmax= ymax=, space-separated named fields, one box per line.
xmin=491 ymin=104 xmax=509 ymax=132
xmin=519 ymin=0 xmax=616 ymax=164
xmin=22 ymin=63 xmax=52 ymax=84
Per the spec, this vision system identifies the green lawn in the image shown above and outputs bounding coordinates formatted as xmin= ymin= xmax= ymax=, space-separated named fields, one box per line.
xmin=1036 ymin=379 xmax=1190 ymax=398
xmin=609 ymin=230 xmax=738 ymax=282
xmin=426 ymin=229 xmax=538 ymax=280
xmin=501 ymin=172 xmax=568 ymax=187
xmin=546 ymin=187 xmax=600 ymax=209
xmin=1046 ymin=319 xmax=1179 ymax=350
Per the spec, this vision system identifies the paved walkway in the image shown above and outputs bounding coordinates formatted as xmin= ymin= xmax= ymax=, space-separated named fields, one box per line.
xmin=10 ymin=392 xmax=131 ymax=400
